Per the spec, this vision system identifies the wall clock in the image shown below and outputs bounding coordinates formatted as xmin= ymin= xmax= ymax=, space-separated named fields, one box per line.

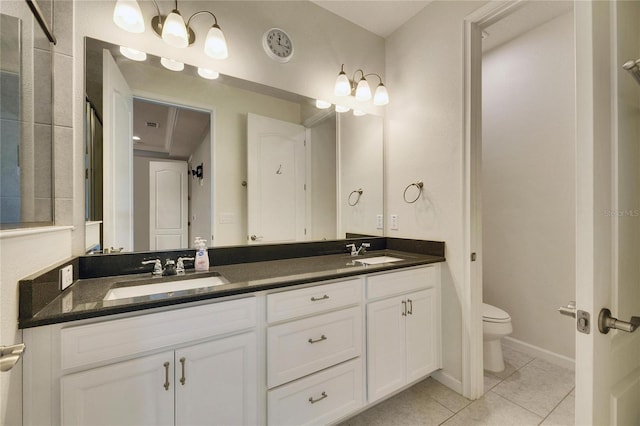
xmin=262 ymin=28 xmax=294 ymax=63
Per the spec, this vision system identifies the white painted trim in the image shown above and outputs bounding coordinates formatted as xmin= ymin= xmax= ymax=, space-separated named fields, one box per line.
xmin=0 ymin=226 xmax=74 ymax=240
xmin=502 ymin=336 xmax=575 ymax=371
xmin=431 ymin=370 xmax=463 ymax=395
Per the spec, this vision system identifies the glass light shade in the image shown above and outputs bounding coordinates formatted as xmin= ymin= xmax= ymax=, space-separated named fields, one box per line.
xmin=334 ymin=71 xmax=351 ymax=97
xmin=355 ymin=78 xmax=371 ymax=102
xmin=335 ymin=105 xmax=349 ymax=113
xmin=315 ymin=100 xmax=332 ymax=109
xmin=113 ymin=0 xmax=145 ymax=33
xmin=162 ymin=10 xmax=189 ymax=48
xmin=119 ymin=46 xmax=147 ymax=61
xmin=204 ymin=25 xmax=228 ymax=59
xmin=373 ymin=83 xmax=390 ymax=106
xmin=197 ymin=67 xmax=220 ymax=80
xmin=353 ymin=110 xmax=366 ymax=116
xmin=160 ymin=57 xmax=184 ymax=71
xmin=132 ymin=136 xmax=141 ymax=141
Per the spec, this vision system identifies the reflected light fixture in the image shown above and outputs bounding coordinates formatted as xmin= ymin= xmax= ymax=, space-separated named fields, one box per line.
xmin=197 ymin=67 xmax=219 ymax=80
xmin=119 ymin=46 xmax=147 ymax=61
xmin=335 ymin=105 xmax=350 ymax=113
xmin=315 ymin=99 xmax=332 ymax=109
xmin=113 ymin=0 xmax=229 ymax=60
xmin=353 ymin=110 xmax=366 ymax=116
xmin=334 ymin=64 xmax=389 ymax=106
xmin=160 ymin=57 xmax=184 ymax=71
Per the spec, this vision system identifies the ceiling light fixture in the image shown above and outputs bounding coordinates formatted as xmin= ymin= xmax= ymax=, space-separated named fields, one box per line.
xmin=119 ymin=46 xmax=147 ymax=61
xmin=334 ymin=64 xmax=389 ymax=106
xmin=113 ymin=0 xmax=229 ymax=60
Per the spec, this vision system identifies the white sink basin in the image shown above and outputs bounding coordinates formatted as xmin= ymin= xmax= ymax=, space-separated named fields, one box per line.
xmin=104 ymin=276 xmax=228 ymax=301
xmin=355 ymin=256 xmax=403 ymax=265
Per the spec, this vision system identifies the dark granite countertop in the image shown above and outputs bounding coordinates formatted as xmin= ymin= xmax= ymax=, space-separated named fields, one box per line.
xmin=20 ymin=249 xmax=444 ymax=328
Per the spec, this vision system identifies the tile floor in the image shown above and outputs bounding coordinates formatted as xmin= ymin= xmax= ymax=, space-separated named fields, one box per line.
xmin=339 ymin=346 xmax=575 ymax=426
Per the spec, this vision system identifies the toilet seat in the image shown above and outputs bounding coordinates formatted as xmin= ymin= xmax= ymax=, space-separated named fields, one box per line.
xmin=482 ymin=303 xmax=511 ymax=323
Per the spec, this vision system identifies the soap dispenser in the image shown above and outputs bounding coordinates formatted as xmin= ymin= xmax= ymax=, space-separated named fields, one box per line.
xmin=194 ymin=238 xmax=210 ymax=272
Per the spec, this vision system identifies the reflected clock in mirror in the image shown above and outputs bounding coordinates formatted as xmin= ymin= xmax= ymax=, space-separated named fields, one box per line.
xmin=84 ymin=37 xmax=383 ymax=252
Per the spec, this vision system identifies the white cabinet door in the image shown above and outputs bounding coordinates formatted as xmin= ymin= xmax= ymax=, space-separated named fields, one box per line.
xmin=366 ymin=295 xmax=405 ymax=403
xmin=61 ymin=352 xmax=174 ymax=426
xmin=405 ymin=288 xmax=439 ymax=383
xmin=175 ymin=332 xmax=257 ymax=426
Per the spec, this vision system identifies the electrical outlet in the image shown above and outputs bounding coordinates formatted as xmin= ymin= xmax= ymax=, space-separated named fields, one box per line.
xmin=390 ymin=214 xmax=399 ymax=230
xmin=60 ymin=264 xmax=73 ymax=291
xmin=376 ymin=214 xmax=384 ymax=230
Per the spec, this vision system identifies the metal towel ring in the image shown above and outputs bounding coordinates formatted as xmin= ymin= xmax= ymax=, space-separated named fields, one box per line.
xmin=348 ymin=189 xmax=363 ymax=206
xmin=403 ymin=181 xmax=424 ymax=204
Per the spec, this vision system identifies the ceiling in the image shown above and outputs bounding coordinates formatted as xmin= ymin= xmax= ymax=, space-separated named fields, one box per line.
xmin=311 ymin=0 xmax=431 ymax=38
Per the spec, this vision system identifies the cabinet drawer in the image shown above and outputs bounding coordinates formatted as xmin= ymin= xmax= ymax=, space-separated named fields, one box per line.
xmin=267 ymin=358 xmax=363 ymax=426
xmin=267 ymin=306 xmax=362 ymax=388
xmin=267 ymin=278 xmax=362 ymax=323
xmin=367 ymin=265 xmax=438 ymax=300
xmin=61 ymin=297 xmax=256 ymax=370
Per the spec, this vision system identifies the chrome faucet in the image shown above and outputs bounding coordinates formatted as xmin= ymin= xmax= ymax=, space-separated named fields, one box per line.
xmin=346 ymin=242 xmax=371 ymax=256
xmin=176 ymin=257 xmax=195 ymax=274
xmin=141 ymin=259 xmax=163 ymax=275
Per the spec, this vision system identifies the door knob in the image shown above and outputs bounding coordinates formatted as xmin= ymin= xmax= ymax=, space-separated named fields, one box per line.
xmin=598 ymin=308 xmax=640 ymax=334
xmin=250 ymin=235 xmax=263 ymax=241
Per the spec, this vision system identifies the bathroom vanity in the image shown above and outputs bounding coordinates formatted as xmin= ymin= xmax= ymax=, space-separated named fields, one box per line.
xmin=20 ymin=238 xmax=444 ymax=426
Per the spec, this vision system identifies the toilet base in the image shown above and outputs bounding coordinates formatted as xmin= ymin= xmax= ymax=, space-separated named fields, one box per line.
xmin=483 ymin=339 xmax=505 ymax=373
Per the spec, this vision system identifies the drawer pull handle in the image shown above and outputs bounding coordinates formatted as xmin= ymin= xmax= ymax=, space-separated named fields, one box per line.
xmin=163 ymin=362 xmax=170 ymax=391
xmin=179 ymin=357 xmax=186 ymax=386
xmin=309 ymin=391 xmax=328 ymax=404
xmin=407 ymin=299 xmax=413 ymax=315
xmin=402 ymin=300 xmax=407 ymax=316
xmin=310 ymin=295 xmax=329 ymax=302
xmin=308 ymin=334 xmax=327 ymax=344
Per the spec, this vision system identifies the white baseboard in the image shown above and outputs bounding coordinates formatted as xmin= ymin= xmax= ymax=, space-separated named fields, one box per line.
xmin=432 ymin=370 xmax=463 ymax=394
xmin=502 ymin=336 xmax=575 ymax=371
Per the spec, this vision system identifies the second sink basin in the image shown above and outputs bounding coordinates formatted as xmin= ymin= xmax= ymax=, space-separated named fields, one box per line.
xmin=355 ymin=256 xmax=403 ymax=265
xmin=104 ymin=275 xmax=228 ymax=301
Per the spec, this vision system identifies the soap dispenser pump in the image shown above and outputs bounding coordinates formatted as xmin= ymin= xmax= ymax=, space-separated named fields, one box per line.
xmin=194 ymin=237 xmax=210 ymax=272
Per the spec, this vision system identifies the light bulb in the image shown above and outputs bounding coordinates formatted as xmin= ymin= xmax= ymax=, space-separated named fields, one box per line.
xmin=160 ymin=57 xmax=184 ymax=72
xmin=204 ymin=25 xmax=228 ymax=59
xmin=353 ymin=110 xmax=366 ymax=116
xmin=315 ymin=100 xmax=331 ymax=109
xmin=373 ymin=83 xmax=389 ymax=106
xmin=334 ymin=70 xmax=351 ymax=96
xmin=162 ymin=10 xmax=189 ymax=48
xmin=119 ymin=46 xmax=147 ymax=61
xmin=335 ymin=105 xmax=349 ymax=113
xmin=355 ymin=78 xmax=371 ymax=102
xmin=197 ymin=67 xmax=219 ymax=80
xmin=113 ymin=0 xmax=145 ymax=33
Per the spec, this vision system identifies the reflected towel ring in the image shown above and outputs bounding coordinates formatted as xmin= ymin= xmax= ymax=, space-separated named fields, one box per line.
xmin=403 ymin=181 xmax=424 ymax=203
xmin=348 ymin=189 xmax=363 ymax=206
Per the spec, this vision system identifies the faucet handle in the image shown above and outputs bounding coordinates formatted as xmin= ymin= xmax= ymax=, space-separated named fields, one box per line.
xmin=142 ymin=259 xmax=163 ymax=275
xmin=346 ymin=243 xmax=356 ymax=255
xmin=176 ymin=257 xmax=195 ymax=273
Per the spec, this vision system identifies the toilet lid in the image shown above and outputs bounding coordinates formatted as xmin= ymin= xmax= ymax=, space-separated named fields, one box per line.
xmin=482 ymin=303 xmax=511 ymax=322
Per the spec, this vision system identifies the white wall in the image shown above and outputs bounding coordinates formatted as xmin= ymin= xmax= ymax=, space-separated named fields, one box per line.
xmin=385 ymin=0 xmax=486 ymax=388
xmin=309 ymin=116 xmax=337 ymax=241
xmin=190 ymin=133 xmax=212 ymax=246
xmin=481 ymin=12 xmax=576 ymax=359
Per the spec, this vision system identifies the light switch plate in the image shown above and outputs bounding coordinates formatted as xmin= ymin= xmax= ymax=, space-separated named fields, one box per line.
xmin=376 ymin=214 xmax=383 ymax=230
xmin=60 ymin=265 xmax=73 ymax=291
xmin=390 ymin=214 xmax=399 ymax=230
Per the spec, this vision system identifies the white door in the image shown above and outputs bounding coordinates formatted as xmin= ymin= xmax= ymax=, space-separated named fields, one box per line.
xmin=102 ymin=49 xmax=133 ymax=251
xmin=405 ymin=289 xmax=439 ymax=382
xmin=367 ymin=296 xmax=405 ymax=403
xmin=247 ymin=113 xmax=307 ymax=244
xmin=575 ymin=1 xmax=640 ymax=424
xmin=61 ymin=352 xmax=174 ymax=426
xmin=175 ymin=332 xmax=257 ymax=426
xmin=149 ymin=160 xmax=188 ymax=250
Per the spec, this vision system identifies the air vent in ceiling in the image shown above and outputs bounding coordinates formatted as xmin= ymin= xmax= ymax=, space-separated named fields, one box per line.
xmin=146 ymin=121 xmax=159 ymax=128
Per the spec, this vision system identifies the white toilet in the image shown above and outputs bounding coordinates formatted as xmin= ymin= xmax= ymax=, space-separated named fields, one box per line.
xmin=482 ymin=303 xmax=513 ymax=372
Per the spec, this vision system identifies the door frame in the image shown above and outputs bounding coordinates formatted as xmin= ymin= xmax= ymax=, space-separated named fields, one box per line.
xmin=462 ymin=0 xmax=527 ymax=399
xmin=133 ymin=90 xmax=215 ymax=246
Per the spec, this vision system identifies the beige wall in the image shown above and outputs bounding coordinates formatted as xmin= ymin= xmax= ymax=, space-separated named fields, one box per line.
xmin=482 ymin=11 xmax=576 ymax=359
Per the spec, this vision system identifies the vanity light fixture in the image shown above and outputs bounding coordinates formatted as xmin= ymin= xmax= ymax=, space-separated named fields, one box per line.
xmin=119 ymin=46 xmax=147 ymax=61
xmin=132 ymin=136 xmax=141 ymax=142
xmin=112 ymin=0 xmax=229 ymax=60
xmin=197 ymin=67 xmax=219 ymax=80
xmin=335 ymin=105 xmax=350 ymax=113
xmin=334 ymin=64 xmax=389 ymax=106
xmin=315 ymin=99 xmax=332 ymax=109
xmin=160 ymin=57 xmax=184 ymax=71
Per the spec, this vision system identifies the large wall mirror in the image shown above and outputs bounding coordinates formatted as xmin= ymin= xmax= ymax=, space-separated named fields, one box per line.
xmin=0 ymin=3 xmax=54 ymax=229
xmin=84 ymin=37 xmax=383 ymax=252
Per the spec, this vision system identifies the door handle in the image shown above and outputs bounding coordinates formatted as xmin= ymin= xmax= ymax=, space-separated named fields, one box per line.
xmin=0 ymin=343 xmax=25 ymax=372
xmin=250 ymin=235 xmax=263 ymax=241
xmin=558 ymin=301 xmax=577 ymax=318
xmin=179 ymin=357 xmax=186 ymax=386
xmin=163 ymin=362 xmax=170 ymax=391
xmin=598 ymin=308 xmax=640 ymax=334
xmin=402 ymin=300 xmax=407 ymax=316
